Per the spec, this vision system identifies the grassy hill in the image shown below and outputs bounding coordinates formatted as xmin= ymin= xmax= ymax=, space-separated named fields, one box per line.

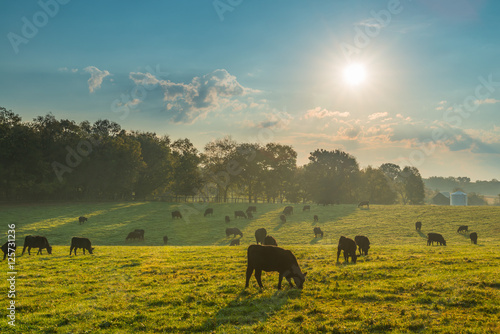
xmin=1 ymin=203 xmax=499 ymax=333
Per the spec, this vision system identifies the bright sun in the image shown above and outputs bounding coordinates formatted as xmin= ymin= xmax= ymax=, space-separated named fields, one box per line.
xmin=343 ymin=63 xmax=367 ymax=86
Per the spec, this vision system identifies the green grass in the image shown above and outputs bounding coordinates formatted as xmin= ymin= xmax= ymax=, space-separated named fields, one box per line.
xmin=1 ymin=203 xmax=499 ymax=333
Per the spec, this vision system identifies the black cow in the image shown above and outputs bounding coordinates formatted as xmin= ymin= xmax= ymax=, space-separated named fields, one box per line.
xmin=70 ymin=237 xmax=94 ymax=256
xmin=247 ymin=211 xmax=254 ymax=219
xmin=235 ymin=211 xmax=247 ymax=219
xmin=358 ymin=201 xmax=369 ymax=209
xmin=263 ymin=235 xmax=278 ymax=246
xmin=126 ymin=231 xmax=142 ymax=241
xmin=255 ymin=228 xmax=267 ymax=244
xmin=245 ymin=244 xmax=307 ymax=290
xmin=470 ymin=232 xmax=478 ymax=245
xmin=415 ymin=221 xmax=422 ymax=231
xmin=246 ymin=206 xmax=257 ymax=213
xmin=78 ymin=216 xmax=88 ymax=224
xmin=171 ymin=210 xmax=182 ymax=219
xmin=230 ymin=239 xmax=240 ymax=246
xmin=22 ymin=236 xmax=52 ymax=255
xmin=226 ymin=227 xmax=243 ymax=238
xmin=134 ymin=229 xmax=145 ymax=240
xmin=283 ymin=206 xmax=293 ymax=215
xmin=2 ymin=242 xmax=15 ymax=260
xmin=280 ymin=214 xmax=286 ymax=223
xmin=427 ymin=233 xmax=446 ymax=246
xmin=457 ymin=225 xmax=468 ymax=233
xmin=337 ymin=236 xmax=357 ymax=263
xmin=354 ymin=235 xmax=370 ymax=255
xmin=303 ymin=205 xmax=310 ymax=211
xmin=313 ymin=227 xmax=323 ymax=238
xmin=204 ymin=208 xmax=213 ymax=217
xmin=313 ymin=215 xmax=319 ymax=222
xmin=163 ymin=236 xmax=168 ymax=244
xmin=225 ymin=215 xmax=230 ymax=223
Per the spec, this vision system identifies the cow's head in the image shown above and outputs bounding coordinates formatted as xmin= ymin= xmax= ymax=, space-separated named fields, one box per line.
xmin=47 ymin=246 xmax=53 ymax=255
xmin=89 ymin=247 xmax=94 ymax=254
xmin=287 ymin=265 xmax=307 ymax=289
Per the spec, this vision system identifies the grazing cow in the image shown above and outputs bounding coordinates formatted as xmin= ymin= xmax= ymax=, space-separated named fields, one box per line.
xmin=204 ymin=208 xmax=214 ymax=217
xmin=255 ymin=228 xmax=267 ymax=244
xmin=457 ymin=225 xmax=468 ymax=233
xmin=234 ymin=211 xmax=247 ymax=219
xmin=358 ymin=201 xmax=369 ymax=209
xmin=70 ymin=237 xmax=94 ymax=256
xmin=22 ymin=236 xmax=52 ymax=255
xmin=163 ymin=236 xmax=168 ymax=244
xmin=283 ymin=206 xmax=293 ymax=215
xmin=470 ymin=232 xmax=478 ymax=245
xmin=230 ymin=239 xmax=240 ymax=246
xmin=336 ymin=236 xmax=357 ymax=263
xmin=354 ymin=235 xmax=370 ymax=256
xmin=427 ymin=233 xmax=446 ymax=246
xmin=2 ymin=242 xmax=15 ymax=260
xmin=126 ymin=231 xmax=142 ymax=241
xmin=245 ymin=244 xmax=307 ymax=289
xmin=246 ymin=206 xmax=257 ymax=213
xmin=303 ymin=205 xmax=310 ymax=211
xmin=313 ymin=227 xmax=323 ymax=238
xmin=225 ymin=215 xmax=230 ymax=224
xmin=171 ymin=210 xmax=182 ymax=219
xmin=226 ymin=227 xmax=243 ymax=238
xmin=263 ymin=235 xmax=278 ymax=246
xmin=78 ymin=216 xmax=88 ymax=224
xmin=134 ymin=229 xmax=145 ymax=240
xmin=313 ymin=215 xmax=319 ymax=222
xmin=280 ymin=214 xmax=286 ymax=223
xmin=247 ymin=211 xmax=254 ymax=219
xmin=415 ymin=221 xmax=422 ymax=231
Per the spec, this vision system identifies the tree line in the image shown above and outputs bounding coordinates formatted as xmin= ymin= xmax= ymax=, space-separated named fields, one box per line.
xmin=0 ymin=108 xmax=425 ymax=204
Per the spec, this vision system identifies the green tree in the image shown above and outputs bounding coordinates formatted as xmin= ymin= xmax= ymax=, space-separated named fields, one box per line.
xmin=359 ymin=166 xmax=397 ymax=204
xmin=171 ymin=138 xmax=203 ymax=198
xmin=401 ymin=166 xmax=425 ymax=205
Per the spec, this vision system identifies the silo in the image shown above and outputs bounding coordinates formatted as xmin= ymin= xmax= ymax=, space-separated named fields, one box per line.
xmin=450 ymin=191 xmax=467 ymax=206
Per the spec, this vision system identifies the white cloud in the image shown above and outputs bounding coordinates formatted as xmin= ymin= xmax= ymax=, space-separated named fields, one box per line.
xmin=475 ymin=98 xmax=500 ymax=105
xmin=304 ymin=107 xmax=350 ymax=119
xmin=84 ymin=66 xmax=111 ymax=93
xmin=368 ymin=112 xmax=388 ymax=120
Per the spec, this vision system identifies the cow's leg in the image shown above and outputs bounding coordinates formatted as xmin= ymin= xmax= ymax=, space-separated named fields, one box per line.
xmin=254 ymin=269 xmax=263 ymax=289
xmin=83 ymin=248 xmax=86 ymax=255
xmin=245 ymin=266 xmax=253 ymax=288
xmin=22 ymin=245 xmax=27 ymax=255
xmin=336 ymin=248 xmax=342 ymax=262
xmin=70 ymin=246 xmax=74 ymax=256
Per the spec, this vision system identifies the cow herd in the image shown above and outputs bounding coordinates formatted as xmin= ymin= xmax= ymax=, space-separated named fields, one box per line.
xmin=416 ymin=221 xmax=479 ymax=246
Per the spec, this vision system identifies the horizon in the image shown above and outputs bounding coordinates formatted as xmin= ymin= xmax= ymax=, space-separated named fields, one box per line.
xmin=1 ymin=0 xmax=499 ymax=181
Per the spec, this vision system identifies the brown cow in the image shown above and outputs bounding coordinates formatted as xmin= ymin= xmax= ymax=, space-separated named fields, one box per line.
xmin=337 ymin=236 xmax=357 ymax=263
xmin=358 ymin=201 xmax=369 ymax=209
xmin=70 ymin=237 xmax=94 ymax=256
xmin=234 ymin=211 xmax=247 ymax=219
xmin=22 ymin=236 xmax=52 ymax=255
xmin=230 ymin=239 xmax=240 ymax=246
xmin=225 ymin=215 xmax=230 ymax=223
xmin=171 ymin=210 xmax=182 ymax=219
xmin=469 ymin=232 xmax=478 ymax=245
xmin=313 ymin=215 xmax=319 ymax=222
xmin=263 ymin=235 xmax=278 ymax=246
xmin=313 ymin=227 xmax=323 ymax=238
xmin=204 ymin=208 xmax=213 ymax=217
xmin=255 ymin=228 xmax=267 ymax=245
xmin=415 ymin=221 xmax=422 ymax=231
xmin=78 ymin=216 xmax=88 ymax=224
xmin=303 ymin=205 xmax=310 ymax=211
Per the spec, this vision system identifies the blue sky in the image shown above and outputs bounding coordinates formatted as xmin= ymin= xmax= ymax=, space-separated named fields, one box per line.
xmin=1 ymin=0 xmax=499 ymax=181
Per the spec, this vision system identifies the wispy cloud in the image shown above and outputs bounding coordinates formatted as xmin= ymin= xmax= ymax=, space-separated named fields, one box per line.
xmin=475 ymin=98 xmax=500 ymax=105
xmin=304 ymin=107 xmax=350 ymax=119
xmin=58 ymin=67 xmax=78 ymax=73
xmin=84 ymin=66 xmax=110 ymax=93
xmin=368 ymin=112 xmax=388 ymax=120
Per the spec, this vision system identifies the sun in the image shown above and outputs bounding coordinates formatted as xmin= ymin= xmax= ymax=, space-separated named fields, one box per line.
xmin=343 ymin=63 xmax=367 ymax=86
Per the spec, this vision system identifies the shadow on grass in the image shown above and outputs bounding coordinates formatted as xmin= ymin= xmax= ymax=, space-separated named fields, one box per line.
xmin=309 ymin=237 xmax=322 ymax=245
xmin=417 ymin=231 xmax=427 ymax=239
xmin=197 ymin=288 xmax=302 ymax=331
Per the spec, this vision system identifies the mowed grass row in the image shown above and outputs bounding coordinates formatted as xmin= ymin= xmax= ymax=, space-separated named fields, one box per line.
xmin=1 ymin=244 xmax=499 ymax=333
xmin=1 ymin=202 xmax=499 ymax=247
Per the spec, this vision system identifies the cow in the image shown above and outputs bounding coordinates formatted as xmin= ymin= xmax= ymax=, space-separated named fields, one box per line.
xmin=280 ymin=214 xmax=286 ymax=223
xmin=313 ymin=215 xmax=319 ymax=222
xmin=78 ymin=216 xmax=88 ymax=225
xmin=313 ymin=227 xmax=323 ymax=238
xmin=69 ymin=237 xmax=94 ymax=256
xmin=235 ymin=211 xmax=247 ymax=219
xmin=246 ymin=206 xmax=257 ymax=213
xmin=225 ymin=215 xmax=230 ymax=223
xmin=470 ymin=232 xmax=478 ymax=245
xmin=427 ymin=233 xmax=446 ymax=246
xmin=230 ymin=239 xmax=240 ymax=246
xmin=226 ymin=227 xmax=243 ymax=238
xmin=255 ymin=228 xmax=267 ymax=245
xmin=204 ymin=208 xmax=213 ymax=217
xmin=171 ymin=210 xmax=182 ymax=219
xmin=2 ymin=242 xmax=15 ymax=260
xmin=283 ymin=206 xmax=293 ymax=215
xmin=163 ymin=236 xmax=168 ymax=244
xmin=303 ymin=205 xmax=310 ymax=211
xmin=126 ymin=231 xmax=142 ymax=241
xmin=336 ymin=236 xmax=357 ymax=263
xmin=457 ymin=225 xmax=468 ymax=233
xmin=263 ymin=235 xmax=278 ymax=246
xmin=22 ymin=236 xmax=52 ymax=255
xmin=247 ymin=211 xmax=254 ymax=219
xmin=134 ymin=229 xmax=145 ymax=240
xmin=245 ymin=244 xmax=307 ymax=290
xmin=358 ymin=201 xmax=369 ymax=209
xmin=354 ymin=235 xmax=370 ymax=256
xmin=415 ymin=221 xmax=422 ymax=231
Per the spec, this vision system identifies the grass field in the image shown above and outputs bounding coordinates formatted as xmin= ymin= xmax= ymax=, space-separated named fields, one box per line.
xmin=1 ymin=202 xmax=499 ymax=333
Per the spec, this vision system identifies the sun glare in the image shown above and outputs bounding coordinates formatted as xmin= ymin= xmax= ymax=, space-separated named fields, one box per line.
xmin=343 ymin=63 xmax=367 ymax=86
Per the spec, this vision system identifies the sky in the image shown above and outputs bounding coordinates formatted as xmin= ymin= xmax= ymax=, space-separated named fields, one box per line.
xmin=1 ymin=0 xmax=499 ymax=181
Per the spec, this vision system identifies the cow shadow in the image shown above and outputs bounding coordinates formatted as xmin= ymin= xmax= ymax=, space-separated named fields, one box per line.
xmin=309 ymin=237 xmax=322 ymax=245
xmin=198 ymin=289 xmax=301 ymax=330
xmin=417 ymin=231 xmax=427 ymax=239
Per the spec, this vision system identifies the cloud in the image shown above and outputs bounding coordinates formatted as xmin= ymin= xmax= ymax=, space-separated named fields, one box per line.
xmin=475 ymin=98 xmax=500 ymax=105
xmin=84 ymin=66 xmax=110 ymax=93
xmin=304 ymin=107 xmax=350 ymax=119
xmin=368 ymin=112 xmax=388 ymax=120
xmin=435 ymin=100 xmax=447 ymax=110
xmin=58 ymin=67 xmax=78 ymax=73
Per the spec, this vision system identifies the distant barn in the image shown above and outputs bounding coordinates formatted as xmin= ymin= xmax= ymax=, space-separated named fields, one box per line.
xmin=451 ymin=191 xmax=467 ymax=206
xmin=431 ymin=192 xmax=450 ymax=206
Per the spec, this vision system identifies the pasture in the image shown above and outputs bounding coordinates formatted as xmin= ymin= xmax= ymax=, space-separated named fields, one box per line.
xmin=1 ymin=202 xmax=499 ymax=333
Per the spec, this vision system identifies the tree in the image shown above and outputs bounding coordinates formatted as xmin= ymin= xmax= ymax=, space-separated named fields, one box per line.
xmin=401 ymin=166 xmax=425 ymax=205
xmin=232 ymin=143 xmax=263 ymax=203
xmin=359 ymin=166 xmax=397 ymax=204
xmin=171 ymin=138 xmax=203 ymax=198
xmin=260 ymin=143 xmax=297 ymax=203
